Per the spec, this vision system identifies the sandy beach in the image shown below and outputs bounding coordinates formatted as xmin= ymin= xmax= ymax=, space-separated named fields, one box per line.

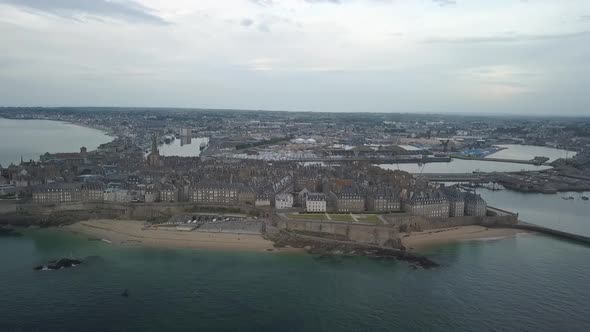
xmin=402 ymin=225 xmax=525 ymax=250
xmin=65 ymin=219 xmax=296 ymax=252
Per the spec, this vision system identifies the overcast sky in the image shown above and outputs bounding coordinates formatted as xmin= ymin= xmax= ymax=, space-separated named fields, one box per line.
xmin=0 ymin=0 xmax=589 ymax=114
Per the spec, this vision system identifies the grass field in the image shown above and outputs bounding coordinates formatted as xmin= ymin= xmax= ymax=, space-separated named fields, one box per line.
xmin=353 ymin=214 xmax=381 ymax=224
xmin=288 ymin=213 xmax=380 ymax=223
xmin=289 ymin=213 xmax=328 ymax=220
xmin=328 ymin=214 xmax=355 ymax=222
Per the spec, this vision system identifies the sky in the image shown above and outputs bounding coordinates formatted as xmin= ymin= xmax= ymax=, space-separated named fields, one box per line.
xmin=0 ymin=0 xmax=589 ymax=115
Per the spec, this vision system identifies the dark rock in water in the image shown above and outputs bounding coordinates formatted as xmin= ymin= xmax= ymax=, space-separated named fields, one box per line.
xmin=0 ymin=227 xmax=22 ymax=237
xmin=34 ymin=258 xmax=82 ymax=271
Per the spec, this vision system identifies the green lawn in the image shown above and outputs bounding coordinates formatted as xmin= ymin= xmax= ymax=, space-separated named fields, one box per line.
xmin=354 ymin=214 xmax=381 ymax=224
xmin=328 ymin=214 xmax=355 ymax=222
xmin=289 ymin=213 xmax=328 ymax=220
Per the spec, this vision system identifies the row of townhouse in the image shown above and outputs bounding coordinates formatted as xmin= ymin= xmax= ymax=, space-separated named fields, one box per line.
xmin=32 ymin=182 xmax=181 ymax=204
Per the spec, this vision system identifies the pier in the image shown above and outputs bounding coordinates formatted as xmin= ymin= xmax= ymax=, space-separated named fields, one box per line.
xmin=451 ymin=155 xmax=548 ymax=166
xmin=497 ymin=222 xmax=590 ymax=246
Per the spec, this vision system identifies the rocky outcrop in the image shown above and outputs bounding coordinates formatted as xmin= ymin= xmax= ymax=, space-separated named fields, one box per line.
xmin=267 ymin=230 xmax=438 ymax=269
xmin=0 ymin=227 xmax=22 ymax=237
xmin=34 ymin=258 xmax=82 ymax=271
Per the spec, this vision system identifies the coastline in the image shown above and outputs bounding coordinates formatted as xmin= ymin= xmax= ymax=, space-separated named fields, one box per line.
xmin=61 ymin=220 xmax=526 ymax=254
xmin=63 ymin=219 xmax=300 ymax=253
xmin=401 ymin=225 xmax=526 ymax=250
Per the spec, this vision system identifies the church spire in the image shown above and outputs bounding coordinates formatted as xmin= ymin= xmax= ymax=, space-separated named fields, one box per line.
xmin=151 ymin=134 xmax=159 ymax=154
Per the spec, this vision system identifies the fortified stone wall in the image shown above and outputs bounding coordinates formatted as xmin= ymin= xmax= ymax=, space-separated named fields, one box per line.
xmin=12 ymin=202 xmax=270 ymax=221
xmin=383 ymin=208 xmax=517 ymax=231
xmin=0 ymin=200 xmax=16 ymax=214
xmin=277 ymin=207 xmax=518 ymax=246
xmin=276 ymin=219 xmax=399 ymax=246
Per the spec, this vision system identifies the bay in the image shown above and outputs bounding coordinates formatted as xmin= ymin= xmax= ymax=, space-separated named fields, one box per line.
xmin=0 ymin=118 xmax=111 ymax=167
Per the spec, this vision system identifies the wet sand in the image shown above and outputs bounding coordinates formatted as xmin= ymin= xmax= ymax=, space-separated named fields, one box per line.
xmin=402 ymin=225 xmax=525 ymax=249
xmin=65 ymin=219 xmax=297 ymax=253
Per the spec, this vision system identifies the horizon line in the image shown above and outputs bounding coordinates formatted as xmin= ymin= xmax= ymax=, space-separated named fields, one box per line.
xmin=0 ymin=105 xmax=588 ymax=118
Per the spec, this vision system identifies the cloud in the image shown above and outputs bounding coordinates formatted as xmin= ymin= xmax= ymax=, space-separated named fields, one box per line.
xmin=240 ymin=18 xmax=254 ymax=27
xmin=432 ymin=0 xmax=456 ymax=7
xmin=304 ymin=0 xmax=342 ymax=4
xmin=249 ymin=0 xmax=274 ymax=6
xmin=426 ymin=30 xmax=590 ymax=44
xmin=0 ymin=0 xmax=167 ymax=24
xmin=258 ymin=23 xmax=271 ymax=33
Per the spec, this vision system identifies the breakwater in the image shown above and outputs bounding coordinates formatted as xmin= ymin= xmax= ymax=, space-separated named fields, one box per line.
xmin=451 ymin=155 xmax=546 ymax=165
xmin=495 ymin=223 xmax=590 ymax=246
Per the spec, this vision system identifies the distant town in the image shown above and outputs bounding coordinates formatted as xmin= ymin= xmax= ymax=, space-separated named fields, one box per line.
xmin=1 ymin=107 xmax=590 ymax=252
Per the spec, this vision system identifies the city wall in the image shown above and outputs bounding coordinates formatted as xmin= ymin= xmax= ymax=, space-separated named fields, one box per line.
xmin=0 ymin=200 xmax=17 ymax=214
xmin=4 ymin=201 xmax=270 ymax=224
xmin=276 ymin=218 xmax=399 ymax=245
xmin=382 ymin=212 xmax=518 ymax=231
xmin=277 ymin=208 xmax=518 ymax=246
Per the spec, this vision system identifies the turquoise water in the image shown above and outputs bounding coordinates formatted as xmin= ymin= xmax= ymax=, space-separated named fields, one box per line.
xmin=1 ymin=229 xmax=589 ymax=332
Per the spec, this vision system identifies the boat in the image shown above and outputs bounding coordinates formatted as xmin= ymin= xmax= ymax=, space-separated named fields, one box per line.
xmin=163 ymin=135 xmax=174 ymax=144
xmin=569 ymin=196 xmax=575 ymax=200
xmin=479 ymin=181 xmax=505 ymax=191
xmin=199 ymin=142 xmax=207 ymax=151
xmin=582 ymin=196 xmax=589 ymax=201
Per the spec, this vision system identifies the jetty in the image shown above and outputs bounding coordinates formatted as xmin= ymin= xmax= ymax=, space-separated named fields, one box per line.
xmin=499 ymin=222 xmax=590 ymax=246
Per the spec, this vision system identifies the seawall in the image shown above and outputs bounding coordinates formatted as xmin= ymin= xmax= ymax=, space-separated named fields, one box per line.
xmin=0 ymin=201 xmax=271 ymax=226
xmin=275 ymin=210 xmax=518 ymax=247
xmin=494 ymin=223 xmax=590 ymax=246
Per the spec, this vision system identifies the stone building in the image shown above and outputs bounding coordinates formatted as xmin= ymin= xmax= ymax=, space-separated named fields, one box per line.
xmin=366 ymin=188 xmax=400 ymax=212
xmin=81 ymin=183 xmax=105 ymax=202
xmin=104 ymin=188 xmax=131 ymax=203
xmin=191 ymin=183 xmax=238 ymax=205
xmin=274 ymin=193 xmax=293 ymax=209
xmin=403 ymin=190 xmax=449 ymax=218
xmin=238 ymin=187 xmax=256 ymax=205
xmin=255 ymin=191 xmax=271 ymax=207
xmin=144 ymin=189 xmax=160 ymax=203
xmin=146 ymin=134 xmax=161 ymax=167
xmin=32 ymin=184 xmax=81 ymax=204
xmin=304 ymin=193 xmax=326 ymax=212
xmin=329 ymin=188 xmax=365 ymax=212
xmin=160 ymin=184 xmax=179 ymax=202
xmin=440 ymin=187 xmax=465 ymax=217
xmin=464 ymin=193 xmax=487 ymax=216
